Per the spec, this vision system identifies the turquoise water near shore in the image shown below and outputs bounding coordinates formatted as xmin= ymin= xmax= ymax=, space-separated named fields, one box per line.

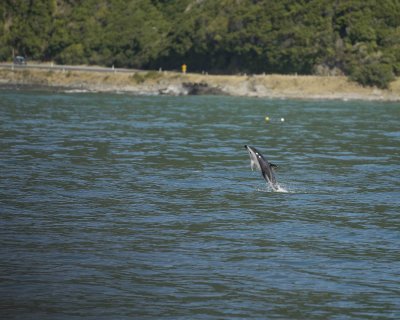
xmin=1 ymin=91 xmax=400 ymax=319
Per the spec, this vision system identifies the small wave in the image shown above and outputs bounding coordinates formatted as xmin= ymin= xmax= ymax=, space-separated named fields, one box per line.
xmin=64 ymin=89 xmax=92 ymax=93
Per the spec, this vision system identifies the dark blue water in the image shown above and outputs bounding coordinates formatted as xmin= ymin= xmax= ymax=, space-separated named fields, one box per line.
xmin=1 ymin=90 xmax=400 ymax=319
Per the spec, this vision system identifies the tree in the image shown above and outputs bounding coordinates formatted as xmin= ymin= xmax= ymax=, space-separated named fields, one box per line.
xmin=1 ymin=0 xmax=399 ymax=87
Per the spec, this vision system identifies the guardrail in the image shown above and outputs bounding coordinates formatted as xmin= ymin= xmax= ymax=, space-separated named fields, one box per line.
xmin=0 ymin=63 xmax=140 ymax=74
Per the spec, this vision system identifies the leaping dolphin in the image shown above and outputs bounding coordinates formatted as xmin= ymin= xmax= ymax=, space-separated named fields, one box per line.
xmin=244 ymin=145 xmax=279 ymax=191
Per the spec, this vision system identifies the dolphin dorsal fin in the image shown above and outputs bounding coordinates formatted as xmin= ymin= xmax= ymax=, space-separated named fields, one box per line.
xmin=270 ymin=163 xmax=278 ymax=169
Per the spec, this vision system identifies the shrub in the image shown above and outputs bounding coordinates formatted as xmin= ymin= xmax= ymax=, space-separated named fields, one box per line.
xmin=57 ymin=44 xmax=86 ymax=65
xmin=350 ymin=62 xmax=395 ymax=89
xmin=130 ymin=71 xmax=161 ymax=83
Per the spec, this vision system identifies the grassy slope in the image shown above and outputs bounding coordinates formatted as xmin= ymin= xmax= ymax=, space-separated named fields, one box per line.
xmin=1 ymin=68 xmax=400 ymax=100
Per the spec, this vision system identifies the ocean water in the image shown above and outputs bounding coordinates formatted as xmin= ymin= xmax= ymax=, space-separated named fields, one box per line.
xmin=1 ymin=90 xmax=399 ymax=319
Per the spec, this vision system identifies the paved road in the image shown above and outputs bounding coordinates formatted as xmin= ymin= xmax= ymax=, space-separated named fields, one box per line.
xmin=0 ymin=63 xmax=141 ymax=73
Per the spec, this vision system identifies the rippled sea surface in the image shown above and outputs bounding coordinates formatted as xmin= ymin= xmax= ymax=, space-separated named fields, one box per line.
xmin=1 ymin=90 xmax=400 ymax=319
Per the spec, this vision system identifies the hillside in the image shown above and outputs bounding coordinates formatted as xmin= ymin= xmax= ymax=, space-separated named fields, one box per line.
xmin=1 ymin=0 xmax=400 ymax=88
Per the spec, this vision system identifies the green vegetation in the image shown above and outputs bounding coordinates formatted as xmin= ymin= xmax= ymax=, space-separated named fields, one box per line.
xmin=1 ymin=0 xmax=400 ymax=88
xmin=130 ymin=71 xmax=162 ymax=83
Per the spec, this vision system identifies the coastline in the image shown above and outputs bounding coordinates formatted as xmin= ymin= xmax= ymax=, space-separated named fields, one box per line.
xmin=1 ymin=66 xmax=400 ymax=101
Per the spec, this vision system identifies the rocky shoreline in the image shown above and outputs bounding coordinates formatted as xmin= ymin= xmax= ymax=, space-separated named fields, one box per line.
xmin=1 ymin=66 xmax=400 ymax=101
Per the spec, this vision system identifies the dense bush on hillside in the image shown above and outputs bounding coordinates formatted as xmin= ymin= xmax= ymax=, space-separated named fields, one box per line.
xmin=1 ymin=0 xmax=399 ymax=88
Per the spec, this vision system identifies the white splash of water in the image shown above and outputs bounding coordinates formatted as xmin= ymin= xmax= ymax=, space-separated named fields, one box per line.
xmin=255 ymin=183 xmax=291 ymax=193
xmin=275 ymin=184 xmax=289 ymax=193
